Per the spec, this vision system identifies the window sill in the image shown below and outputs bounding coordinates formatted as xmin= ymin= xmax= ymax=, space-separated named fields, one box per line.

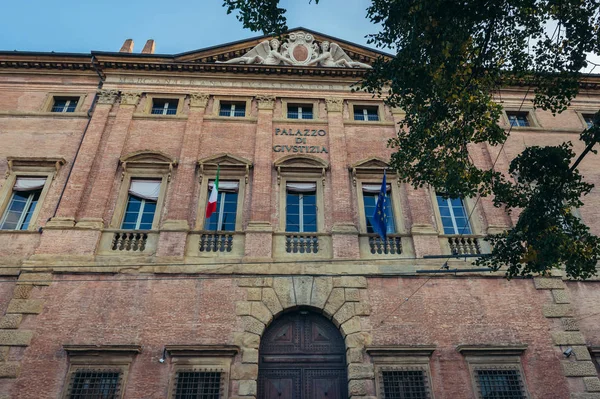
xmin=132 ymin=113 xmax=188 ymax=120
xmin=344 ymin=120 xmax=395 ymax=127
xmin=272 ymin=118 xmax=328 ymax=124
xmin=0 ymin=111 xmax=88 ymax=118
xmin=0 ymin=229 xmax=40 ymax=234
xmin=203 ymin=115 xmax=257 ymax=123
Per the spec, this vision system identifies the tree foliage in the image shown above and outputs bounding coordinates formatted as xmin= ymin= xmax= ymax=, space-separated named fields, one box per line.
xmin=223 ymin=0 xmax=600 ymax=279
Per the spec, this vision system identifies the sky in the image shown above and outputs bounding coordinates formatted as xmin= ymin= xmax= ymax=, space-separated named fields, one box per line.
xmin=0 ymin=0 xmax=381 ymax=54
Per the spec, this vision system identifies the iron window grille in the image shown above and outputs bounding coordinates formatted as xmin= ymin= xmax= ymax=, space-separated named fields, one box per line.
xmin=173 ymin=370 xmax=223 ymax=399
xmin=287 ymin=105 xmax=313 ymax=119
xmin=474 ymin=368 xmax=527 ymax=399
xmin=436 ymin=194 xmax=472 ymax=235
xmin=67 ymin=368 xmax=122 ymax=399
xmin=52 ymin=97 xmax=79 ymax=113
xmin=353 ymin=106 xmax=379 ymax=121
xmin=379 ymin=366 xmax=431 ymax=399
xmin=507 ymin=112 xmax=530 ymax=127
xmin=151 ymin=99 xmax=178 ymax=115
xmin=219 ymin=102 xmax=246 ymax=117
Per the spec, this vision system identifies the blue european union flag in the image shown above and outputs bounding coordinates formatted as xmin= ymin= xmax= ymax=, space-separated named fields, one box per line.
xmin=371 ymin=170 xmax=389 ymax=240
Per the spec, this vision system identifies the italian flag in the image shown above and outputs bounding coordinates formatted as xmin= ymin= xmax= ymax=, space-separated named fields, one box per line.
xmin=206 ymin=165 xmax=220 ymax=218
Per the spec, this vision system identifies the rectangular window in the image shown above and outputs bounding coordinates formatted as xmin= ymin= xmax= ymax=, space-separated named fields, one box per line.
xmin=362 ymin=184 xmax=395 ymax=234
xmin=354 ymin=106 xmax=379 ymax=121
xmin=381 ymin=369 xmax=429 ymax=399
xmin=476 ymin=369 xmax=526 ymax=399
xmin=67 ymin=369 xmax=122 ymax=399
xmin=151 ymin=99 xmax=178 ymax=115
xmin=0 ymin=177 xmax=45 ymax=230
xmin=286 ymin=182 xmax=317 ymax=233
xmin=120 ymin=179 xmax=161 ymax=230
xmin=219 ymin=102 xmax=246 ymax=117
xmin=206 ymin=181 xmax=239 ymax=231
xmin=436 ymin=195 xmax=472 ymax=235
xmin=507 ymin=112 xmax=530 ymax=127
xmin=583 ymin=114 xmax=595 ymax=129
xmin=51 ymin=97 xmax=79 ymax=113
xmin=173 ymin=371 xmax=222 ymax=399
xmin=287 ymin=104 xmax=313 ymax=119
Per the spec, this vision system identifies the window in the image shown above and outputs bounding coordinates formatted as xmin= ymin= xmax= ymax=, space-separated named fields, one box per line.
xmin=368 ymin=346 xmax=435 ymax=399
xmin=381 ymin=369 xmax=429 ymax=399
xmin=436 ymin=195 xmax=472 ymax=235
xmin=67 ymin=368 xmax=122 ymax=399
xmin=475 ymin=369 xmax=526 ymax=399
xmin=120 ymin=179 xmax=161 ymax=230
xmin=205 ymin=181 xmax=239 ymax=231
xmin=507 ymin=112 xmax=530 ymax=127
xmin=354 ymin=106 xmax=379 ymax=121
xmin=287 ymin=104 xmax=313 ymax=119
xmin=51 ymin=97 xmax=79 ymax=113
xmin=286 ymin=183 xmax=317 ymax=233
xmin=151 ymin=99 xmax=178 ymax=115
xmin=583 ymin=113 xmax=595 ymax=129
xmin=0 ymin=177 xmax=45 ymax=230
xmin=173 ymin=370 xmax=222 ymax=399
xmin=362 ymin=184 xmax=396 ymax=234
xmin=219 ymin=102 xmax=246 ymax=117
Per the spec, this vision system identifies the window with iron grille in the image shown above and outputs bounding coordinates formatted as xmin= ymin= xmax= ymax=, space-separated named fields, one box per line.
xmin=506 ymin=111 xmax=530 ymax=127
xmin=219 ymin=102 xmax=246 ymax=117
xmin=52 ymin=97 xmax=79 ymax=113
xmin=173 ymin=370 xmax=222 ymax=399
xmin=475 ymin=369 xmax=526 ymax=399
xmin=287 ymin=104 xmax=313 ymax=119
xmin=67 ymin=368 xmax=122 ymax=399
xmin=583 ymin=114 xmax=595 ymax=129
xmin=151 ymin=99 xmax=178 ymax=115
xmin=377 ymin=366 xmax=432 ymax=399
xmin=353 ymin=105 xmax=379 ymax=121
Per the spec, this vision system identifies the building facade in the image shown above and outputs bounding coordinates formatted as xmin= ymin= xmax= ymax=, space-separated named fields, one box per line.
xmin=0 ymin=28 xmax=599 ymax=399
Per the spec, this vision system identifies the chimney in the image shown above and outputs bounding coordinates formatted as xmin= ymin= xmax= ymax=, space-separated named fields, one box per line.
xmin=141 ymin=40 xmax=155 ymax=54
xmin=119 ymin=39 xmax=134 ymax=53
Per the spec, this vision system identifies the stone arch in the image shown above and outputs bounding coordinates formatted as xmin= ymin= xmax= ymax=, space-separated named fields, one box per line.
xmin=233 ymin=276 xmax=375 ymax=397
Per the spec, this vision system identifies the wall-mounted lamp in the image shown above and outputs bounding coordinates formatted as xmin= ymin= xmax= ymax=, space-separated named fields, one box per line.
xmin=159 ymin=347 xmax=167 ymax=364
xmin=563 ymin=347 xmax=573 ymax=358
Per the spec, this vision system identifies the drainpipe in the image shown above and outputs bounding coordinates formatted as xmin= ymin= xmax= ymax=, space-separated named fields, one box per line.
xmin=48 ymin=55 xmax=105 ymax=223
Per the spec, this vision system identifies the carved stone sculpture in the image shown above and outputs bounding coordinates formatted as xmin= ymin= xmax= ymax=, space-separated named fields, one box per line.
xmin=217 ymin=31 xmax=371 ymax=68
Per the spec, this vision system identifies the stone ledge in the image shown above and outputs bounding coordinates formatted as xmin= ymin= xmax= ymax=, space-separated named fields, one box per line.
xmin=553 ymin=332 xmax=586 ymax=346
xmin=543 ymin=304 xmax=572 ymax=318
xmin=0 ymin=330 xmax=33 ymax=346
xmin=236 ymin=278 xmax=273 ymax=288
xmin=562 ymin=361 xmax=597 ymax=377
xmin=534 ymin=277 xmax=565 ymax=290
xmin=571 ymin=393 xmax=600 ymax=399
xmin=17 ymin=272 xmax=52 ymax=286
xmin=333 ymin=277 xmax=367 ymax=288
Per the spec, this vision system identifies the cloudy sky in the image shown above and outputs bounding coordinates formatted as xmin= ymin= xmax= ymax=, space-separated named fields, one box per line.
xmin=0 ymin=0 xmax=380 ymax=54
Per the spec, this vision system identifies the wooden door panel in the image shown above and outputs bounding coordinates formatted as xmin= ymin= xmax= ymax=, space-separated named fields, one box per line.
xmin=305 ymin=369 xmax=347 ymax=399
xmin=259 ymin=369 xmax=301 ymax=399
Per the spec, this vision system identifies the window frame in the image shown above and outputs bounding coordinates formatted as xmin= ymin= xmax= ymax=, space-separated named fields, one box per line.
xmin=280 ymin=98 xmax=321 ymax=120
xmin=503 ymin=109 xmax=539 ymax=128
xmin=435 ymin=195 xmax=473 ymax=235
xmin=0 ymin=158 xmax=64 ymax=232
xmin=212 ymin=96 xmax=252 ymax=119
xmin=367 ymin=346 xmax=436 ymax=399
xmin=349 ymin=102 xmax=383 ymax=122
xmin=356 ymin=180 xmax=404 ymax=235
xmin=165 ymin=345 xmax=238 ymax=399
xmin=279 ymin=176 xmax=325 ymax=233
xmin=431 ymin=190 xmax=482 ymax=236
xmin=458 ymin=345 xmax=530 ymax=399
xmin=143 ymin=94 xmax=186 ymax=116
xmin=61 ymin=345 xmax=140 ymax=399
xmin=42 ymin=93 xmax=87 ymax=113
xmin=576 ymin=111 xmax=597 ymax=129
xmin=286 ymin=103 xmax=315 ymax=120
xmin=198 ymin=178 xmax=244 ymax=232
xmin=110 ymin=173 xmax=168 ymax=231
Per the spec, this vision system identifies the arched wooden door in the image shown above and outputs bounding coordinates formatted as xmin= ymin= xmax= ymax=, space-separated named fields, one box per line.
xmin=257 ymin=310 xmax=348 ymax=399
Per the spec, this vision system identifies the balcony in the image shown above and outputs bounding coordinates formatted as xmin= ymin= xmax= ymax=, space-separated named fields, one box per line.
xmin=442 ymin=235 xmax=486 ymax=256
xmin=186 ymin=231 xmax=245 ymax=258
xmin=273 ymin=233 xmax=332 ymax=258
xmin=98 ymin=230 xmax=159 ymax=255
xmin=359 ymin=234 xmax=413 ymax=258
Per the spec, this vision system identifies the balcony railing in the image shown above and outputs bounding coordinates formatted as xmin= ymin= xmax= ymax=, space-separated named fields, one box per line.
xmin=199 ymin=232 xmax=234 ymax=253
xmin=287 ymin=111 xmax=313 ymax=119
xmin=368 ymin=235 xmax=403 ymax=255
xmin=447 ymin=235 xmax=482 ymax=255
xmin=285 ymin=234 xmax=319 ymax=254
xmin=111 ymin=232 xmax=148 ymax=252
xmin=151 ymin=108 xmax=177 ymax=115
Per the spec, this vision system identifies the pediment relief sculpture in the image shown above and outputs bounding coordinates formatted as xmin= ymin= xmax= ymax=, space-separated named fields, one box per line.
xmin=218 ymin=31 xmax=371 ymax=68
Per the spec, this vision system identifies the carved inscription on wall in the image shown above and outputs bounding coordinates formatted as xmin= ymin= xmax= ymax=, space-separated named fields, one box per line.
xmin=273 ymin=128 xmax=328 ymax=154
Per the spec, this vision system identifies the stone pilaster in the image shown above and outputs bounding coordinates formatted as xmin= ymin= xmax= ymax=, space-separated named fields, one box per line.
xmin=233 ymin=275 xmax=375 ymax=397
xmin=325 ymin=97 xmax=360 ymax=259
xmin=157 ymin=93 xmax=209 ymax=258
xmin=245 ymin=95 xmax=276 ymax=259
xmin=533 ymin=277 xmax=599 ymax=399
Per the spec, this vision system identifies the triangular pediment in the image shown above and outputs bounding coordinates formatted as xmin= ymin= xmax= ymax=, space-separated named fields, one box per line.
xmin=198 ymin=153 xmax=252 ymax=168
xmin=174 ymin=27 xmax=390 ymax=68
xmin=351 ymin=157 xmax=389 ymax=170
